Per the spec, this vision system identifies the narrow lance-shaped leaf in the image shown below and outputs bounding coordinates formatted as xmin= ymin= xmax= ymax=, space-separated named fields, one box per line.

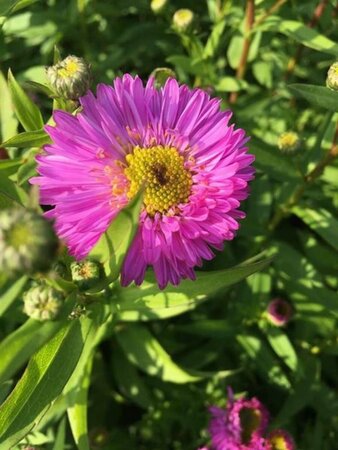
xmin=2 ymin=129 xmax=50 ymax=148
xmin=114 ymin=256 xmax=272 ymax=321
xmin=67 ymin=354 xmax=94 ymax=450
xmin=89 ymin=190 xmax=143 ymax=280
xmin=0 ymin=70 xmax=17 ymax=142
xmin=288 ymin=84 xmax=338 ymax=112
xmin=8 ymin=69 xmax=44 ymax=132
xmin=0 ymin=275 xmax=27 ymax=317
xmin=116 ymin=324 xmax=201 ymax=384
xmin=0 ymin=316 xmax=92 ymax=449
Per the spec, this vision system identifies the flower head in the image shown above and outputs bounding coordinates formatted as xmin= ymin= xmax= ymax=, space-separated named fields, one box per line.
xmin=46 ymin=55 xmax=91 ymax=100
xmin=31 ymin=75 xmax=254 ymax=288
xmin=266 ymin=298 xmax=292 ymax=327
xmin=326 ymin=61 xmax=338 ymax=91
xmin=71 ymin=259 xmax=102 ymax=290
xmin=266 ymin=429 xmax=295 ymax=450
xmin=209 ymin=390 xmax=269 ymax=450
xmin=150 ymin=0 xmax=168 ymax=14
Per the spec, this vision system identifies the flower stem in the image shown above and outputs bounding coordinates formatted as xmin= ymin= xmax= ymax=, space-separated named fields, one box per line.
xmin=254 ymin=0 xmax=288 ymax=28
xmin=229 ymin=0 xmax=255 ymax=104
xmin=268 ymin=123 xmax=338 ymax=232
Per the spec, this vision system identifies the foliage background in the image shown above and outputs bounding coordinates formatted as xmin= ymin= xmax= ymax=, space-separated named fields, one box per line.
xmin=0 ymin=0 xmax=337 ymax=449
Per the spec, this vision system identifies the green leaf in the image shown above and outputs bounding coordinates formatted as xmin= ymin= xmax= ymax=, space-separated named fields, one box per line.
xmin=90 ymin=190 xmax=143 ymax=280
xmin=0 ymin=175 xmax=28 ymax=207
xmin=115 ymin=256 xmax=272 ymax=321
xmin=265 ymin=327 xmax=298 ymax=372
xmin=67 ymin=354 xmax=93 ymax=450
xmin=288 ymin=84 xmax=338 ymax=112
xmin=52 ymin=418 xmax=66 ymax=450
xmin=0 ymin=71 xmax=17 ymax=143
xmin=112 ymin=346 xmax=153 ymax=408
xmin=116 ymin=324 xmax=201 ymax=383
xmin=278 ymin=20 xmax=338 ymax=56
xmin=0 ymin=317 xmax=92 ymax=448
xmin=0 ymin=275 xmax=27 ymax=317
xmin=250 ymin=138 xmax=300 ymax=181
xmin=8 ymin=69 xmax=44 ymax=132
xmin=203 ymin=18 xmax=226 ymax=58
xmin=237 ymin=334 xmax=291 ymax=388
xmin=215 ymin=77 xmax=248 ymax=92
xmin=0 ymin=318 xmax=64 ymax=384
xmin=0 ymin=0 xmax=38 ymax=17
xmin=293 ymin=206 xmax=338 ymax=252
xmin=2 ymin=129 xmax=50 ymax=148
xmin=17 ymin=156 xmax=37 ymax=185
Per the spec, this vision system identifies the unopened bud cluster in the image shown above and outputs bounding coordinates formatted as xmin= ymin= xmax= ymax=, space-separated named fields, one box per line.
xmin=277 ymin=131 xmax=300 ymax=154
xmin=150 ymin=0 xmax=168 ymax=14
xmin=46 ymin=55 xmax=91 ymax=101
xmin=23 ymin=285 xmax=64 ymax=321
xmin=326 ymin=61 xmax=338 ymax=91
xmin=71 ymin=259 xmax=102 ymax=290
xmin=0 ymin=208 xmax=58 ymax=275
xmin=151 ymin=67 xmax=176 ymax=88
xmin=172 ymin=9 xmax=194 ymax=32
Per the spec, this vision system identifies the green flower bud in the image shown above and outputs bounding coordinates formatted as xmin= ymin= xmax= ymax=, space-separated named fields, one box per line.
xmin=172 ymin=8 xmax=194 ymax=32
xmin=70 ymin=259 xmax=102 ymax=291
xmin=150 ymin=67 xmax=176 ymax=88
xmin=150 ymin=0 xmax=168 ymax=14
xmin=23 ymin=285 xmax=64 ymax=321
xmin=46 ymin=55 xmax=92 ymax=101
xmin=326 ymin=61 xmax=338 ymax=91
xmin=0 ymin=208 xmax=58 ymax=275
xmin=277 ymin=131 xmax=301 ymax=154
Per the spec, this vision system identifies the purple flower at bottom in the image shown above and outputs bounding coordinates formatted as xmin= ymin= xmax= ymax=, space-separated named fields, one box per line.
xmin=266 ymin=298 xmax=293 ymax=327
xmin=209 ymin=390 xmax=270 ymax=450
xmin=266 ymin=429 xmax=295 ymax=450
xmin=31 ymin=74 xmax=254 ymax=289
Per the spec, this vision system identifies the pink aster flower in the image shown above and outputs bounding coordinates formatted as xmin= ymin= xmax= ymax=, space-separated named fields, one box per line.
xmin=266 ymin=429 xmax=295 ymax=450
xmin=31 ymin=75 xmax=254 ymax=288
xmin=266 ymin=298 xmax=293 ymax=327
xmin=209 ymin=389 xmax=269 ymax=450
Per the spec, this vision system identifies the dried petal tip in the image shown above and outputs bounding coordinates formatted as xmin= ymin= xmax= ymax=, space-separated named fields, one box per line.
xmin=23 ymin=285 xmax=64 ymax=321
xmin=71 ymin=259 xmax=102 ymax=291
xmin=46 ymin=55 xmax=91 ymax=100
xmin=266 ymin=298 xmax=292 ymax=327
xmin=277 ymin=131 xmax=300 ymax=154
xmin=172 ymin=8 xmax=194 ymax=32
xmin=266 ymin=429 xmax=295 ymax=450
xmin=0 ymin=208 xmax=58 ymax=275
xmin=150 ymin=67 xmax=176 ymax=88
xmin=150 ymin=0 xmax=168 ymax=14
xmin=326 ymin=61 xmax=338 ymax=91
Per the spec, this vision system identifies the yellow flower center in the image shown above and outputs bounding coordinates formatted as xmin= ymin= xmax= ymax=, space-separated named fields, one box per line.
xmin=124 ymin=145 xmax=192 ymax=215
xmin=269 ymin=435 xmax=289 ymax=450
xmin=57 ymin=60 xmax=79 ymax=78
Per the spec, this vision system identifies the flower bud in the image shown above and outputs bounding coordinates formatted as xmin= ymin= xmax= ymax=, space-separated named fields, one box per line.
xmin=266 ymin=298 xmax=292 ymax=327
xmin=172 ymin=8 xmax=194 ymax=32
xmin=277 ymin=131 xmax=300 ymax=154
xmin=46 ymin=55 xmax=92 ymax=101
xmin=150 ymin=67 xmax=176 ymax=88
xmin=23 ymin=285 xmax=64 ymax=321
xmin=70 ymin=259 xmax=102 ymax=291
xmin=266 ymin=429 xmax=295 ymax=450
xmin=150 ymin=0 xmax=168 ymax=14
xmin=0 ymin=208 xmax=58 ymax=275
xmin=326 ymin=61 xmax=338 ymax=91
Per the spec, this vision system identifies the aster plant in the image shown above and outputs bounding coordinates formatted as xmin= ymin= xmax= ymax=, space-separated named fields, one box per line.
xmin=0 ymin=1 xmax=338 ymax=449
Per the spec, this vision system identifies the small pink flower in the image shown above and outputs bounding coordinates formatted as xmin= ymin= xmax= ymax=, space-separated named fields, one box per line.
xmin=31 ymin=75 xmax=254 ymax=289
xmin=209 ymin=389 xmax=269 ymax=450
xmin=266 ymin=298 xmax=292 ymax=327
xmin=266 ymin=429 xmax=295 ymax=450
